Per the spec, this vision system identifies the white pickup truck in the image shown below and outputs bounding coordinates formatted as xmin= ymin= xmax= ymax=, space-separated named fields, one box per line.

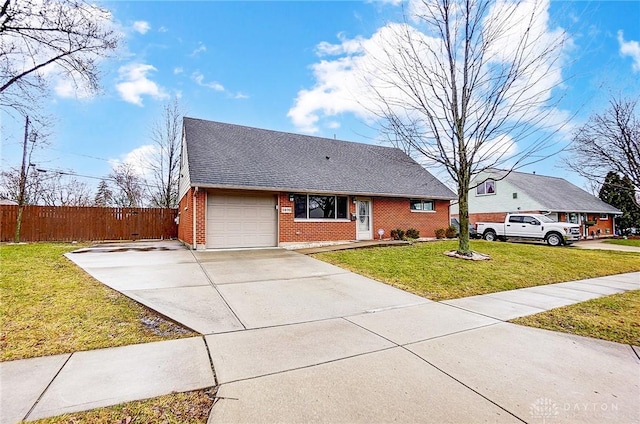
xmin=476 ymin=214 xmax=582 ymax=246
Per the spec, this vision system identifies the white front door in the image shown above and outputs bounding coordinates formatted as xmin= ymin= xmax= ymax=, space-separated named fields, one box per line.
xmin=356 ymin=198 xmax=372 ymax=240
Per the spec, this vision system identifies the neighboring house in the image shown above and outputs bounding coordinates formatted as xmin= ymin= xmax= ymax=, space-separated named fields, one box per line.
xmin=177 ymin=118 xmax=456 ymax=249
xmin=451 ymin=170 xmax=622 ymax=237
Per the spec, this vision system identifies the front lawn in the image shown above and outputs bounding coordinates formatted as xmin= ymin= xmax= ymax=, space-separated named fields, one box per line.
xmin=603 ymin=238 xmax=640 ymax=247
xmin=31 ymin=388 xmax=216 ymax=424
xmin=511 ymin=290 xmax=640 ymax=345
xmin=313 ymin=240 xmax=640 ymax=301
xmin=0 ymin=243 xmax=197 ymax=361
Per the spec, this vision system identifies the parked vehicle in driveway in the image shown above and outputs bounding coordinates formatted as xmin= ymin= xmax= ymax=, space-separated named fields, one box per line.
xmin=476 ymin=214 xmax=581 ymax=246
xmin=450 ymin=218 xmax=480 ymax=239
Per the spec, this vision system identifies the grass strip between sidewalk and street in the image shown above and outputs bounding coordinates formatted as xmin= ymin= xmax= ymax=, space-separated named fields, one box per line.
xmin=511 ymin=290 xmax=640 ymax=345
xmin=1 ymin=243 xmax=197 ymax=361
xmin=313 ymin=240 xmax=640 ymax=301
xmin=29 ymin=388 xmax=216 ymax=424
xmin=603 ymin=239 xmax=640 ymax=247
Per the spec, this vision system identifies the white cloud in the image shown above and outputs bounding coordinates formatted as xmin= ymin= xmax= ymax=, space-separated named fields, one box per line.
xmin=365 ymin=0 xmax=402 ymax=4
xmin=288 ymin=0 xmax=570 ymax=141
xmin=618 ymin=31 xmax=640 ymax=73
xmin=191 ymin=71 xmax=224 ymax=91
xmin=158 ymin=26 xmax=168 ymax=33
xmin=233 ymin=92 xmax=249 ymax=99
xmin=110 ymin=144 xmax=158 ymax=179
xmin=190 ymin=43 xmax=207 ymax=57
xmin=132 ymin=20 xmax=150 ymax=34
xmin=316 ymin=33 xmax=365 ymax=57
xmin=116 ymin=63 xmax=168 ymax=106
xmin=173 ymin=67 xmax=184 ymax=75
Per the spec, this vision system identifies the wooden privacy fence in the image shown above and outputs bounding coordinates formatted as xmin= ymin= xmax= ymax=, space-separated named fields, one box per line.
xmin=1 ymin=205 xmax=178 ymax=242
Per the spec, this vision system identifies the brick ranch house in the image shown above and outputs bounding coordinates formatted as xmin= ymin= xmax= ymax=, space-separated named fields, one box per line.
xmin=451 ymin=169 xmax=622 ymax=238
xmin=177 ymin=118 xmax=456 ymax=249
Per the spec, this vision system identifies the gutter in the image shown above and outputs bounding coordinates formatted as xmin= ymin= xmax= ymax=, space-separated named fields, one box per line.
xmin=192 ymin=186 xmax=198 ymax=250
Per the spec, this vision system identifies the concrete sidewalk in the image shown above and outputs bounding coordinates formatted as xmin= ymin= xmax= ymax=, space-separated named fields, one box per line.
xmin=2 ymin=242 xmax=639 ymax=423
xmin=1 ymin=337 xmax=215 ymax=424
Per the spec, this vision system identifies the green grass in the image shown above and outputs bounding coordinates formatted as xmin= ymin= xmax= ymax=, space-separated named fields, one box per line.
xmin=511 ymin=290 xmax=640 ymax=345
xmin=313 ymin=240 xmax=640 ymax=301
xmin=1 ymin=243 xmax=197 ymax=361
xmin=30 ymin=388 xmax=216 ymax=424
xmin=603 ymin=238 xmax=640 ymax=247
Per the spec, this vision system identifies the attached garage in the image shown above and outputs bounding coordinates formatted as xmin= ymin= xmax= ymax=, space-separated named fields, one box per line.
xmin=206 ymin=192 xmax=277 ymax=249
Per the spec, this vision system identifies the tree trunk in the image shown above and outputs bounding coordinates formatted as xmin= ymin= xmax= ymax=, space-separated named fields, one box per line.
xmin=457 ymin=181 xmax=472 ymax=256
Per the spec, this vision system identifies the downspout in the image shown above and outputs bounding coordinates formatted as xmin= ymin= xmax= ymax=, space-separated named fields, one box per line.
xmin=192 ymin=186 xmax=199 ymax=250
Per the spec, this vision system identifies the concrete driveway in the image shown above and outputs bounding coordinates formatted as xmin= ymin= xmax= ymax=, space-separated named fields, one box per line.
xmin=65 ymin=241 xmax=640 ymax=423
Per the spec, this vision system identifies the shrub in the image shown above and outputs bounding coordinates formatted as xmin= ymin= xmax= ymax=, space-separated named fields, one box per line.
xmin=405 ymin=228 xmax=420 ymax=239
xmin=445 ymin=226 xmax=457 ymax=238
xmin=434 ymin=228 xmax=446 ymax=239
xmin=390 ymin=228 xmax=405 ymax=240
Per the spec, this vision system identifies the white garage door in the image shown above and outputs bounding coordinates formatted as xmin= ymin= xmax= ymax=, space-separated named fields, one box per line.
xmin=207 ymin=193 xmax=277 ymax=248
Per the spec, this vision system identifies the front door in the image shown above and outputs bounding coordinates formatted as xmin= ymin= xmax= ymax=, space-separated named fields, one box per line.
xmin=356 ymin=198 xmax=372 ymax=240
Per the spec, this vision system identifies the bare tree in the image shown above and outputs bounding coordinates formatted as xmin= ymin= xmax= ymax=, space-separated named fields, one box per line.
xmin=0 ymin=0 xmax=119 ymax=115
xmin=564 ymin=97 xmax=639 ymax=199
xmin=0 ymin=166 xmax=45 ymax=205
xmin=361 ymin=0 xmax=569 ymax=255
xmin=110 ymin=163 xmax=146 ymax=207
xmin=148 ymin=97 xmax=182 ymax=208
xmin=38 ymin=173 xmax=92 ymax=206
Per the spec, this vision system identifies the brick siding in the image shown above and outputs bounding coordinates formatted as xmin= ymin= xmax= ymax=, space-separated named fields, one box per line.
xmin=373 ymin=198 xmax=451 ymax=239
xmin=180 ymin=189 xmax=453 ymax=246
xmin=177 ymin=187 xmax=207 ymax=247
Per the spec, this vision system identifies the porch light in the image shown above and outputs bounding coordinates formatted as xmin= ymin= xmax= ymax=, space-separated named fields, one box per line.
xmin=288 ymin=193 xmax=295 ymax=202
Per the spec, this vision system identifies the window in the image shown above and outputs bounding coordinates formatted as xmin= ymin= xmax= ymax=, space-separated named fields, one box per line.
xmin=476 ymin=179 xmax=496 ymax=195
xmin=410 ymin=199 xmax=435 ymax=212
xmin=522 ymin=216 xmax=540 ymax=225
xmin=294 ymin=194 xmax=348 ymax=220
xmin=508 ymin=215 xmax=523 ymax=223
xmin=599 ymin=214 xmax=608 ymax=220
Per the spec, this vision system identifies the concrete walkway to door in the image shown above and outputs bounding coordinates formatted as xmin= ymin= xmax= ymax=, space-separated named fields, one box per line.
xmin=2 ymin=241 xmax=638 ymax=423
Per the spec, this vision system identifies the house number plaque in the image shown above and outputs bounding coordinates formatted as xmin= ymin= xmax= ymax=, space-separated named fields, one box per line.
xmin=281 ymin=207 xmax=292 ymax=214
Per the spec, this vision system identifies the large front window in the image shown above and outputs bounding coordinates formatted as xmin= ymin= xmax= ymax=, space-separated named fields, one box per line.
xmin=294 ymin=194 xmax=348 ymax=219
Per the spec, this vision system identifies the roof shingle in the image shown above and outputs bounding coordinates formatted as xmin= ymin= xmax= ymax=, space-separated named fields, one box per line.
xmin=183 ymin=118 xmax=455 ymax=199
xmin=486 ymin=170 xmax=621 ymax=213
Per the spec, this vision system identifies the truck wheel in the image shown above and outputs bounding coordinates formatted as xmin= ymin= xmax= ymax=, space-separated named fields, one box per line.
xmin=483 ymin=230 xmax=497 ymax=241
xmin=546 ymin=233 xmax=563 ymax=246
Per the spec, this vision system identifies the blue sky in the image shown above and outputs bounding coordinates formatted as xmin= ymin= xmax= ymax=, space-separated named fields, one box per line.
xmin=1 ymin=0 xmax=639 ymax=193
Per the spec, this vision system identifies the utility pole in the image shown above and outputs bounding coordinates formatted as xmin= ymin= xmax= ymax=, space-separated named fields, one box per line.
xmin=15 ymin=116 xmax=30 ymax=243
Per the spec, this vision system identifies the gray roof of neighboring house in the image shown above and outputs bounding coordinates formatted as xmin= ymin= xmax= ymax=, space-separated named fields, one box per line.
xmin=183 ymin=117 xmax=456 ymax=199
xmin=486 ymin=170 xmax=621 ymax=214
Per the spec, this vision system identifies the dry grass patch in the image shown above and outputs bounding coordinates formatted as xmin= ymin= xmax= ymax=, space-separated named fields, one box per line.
xmin=1 ymin=243 xmax=197 ymax=361
xmin=29 ymin=388 xmax=216 ymax=424
xmin=313 ymin=240 xmax=640 ymax=301
xmin=511 ymin=290 xmax=640 ymax=345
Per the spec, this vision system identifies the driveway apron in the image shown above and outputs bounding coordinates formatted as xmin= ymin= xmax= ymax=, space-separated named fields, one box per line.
xmin=62 ymin=242 xmax=639 ymax=424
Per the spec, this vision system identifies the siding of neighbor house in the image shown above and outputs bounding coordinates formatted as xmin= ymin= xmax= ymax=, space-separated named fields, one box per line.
xmin=451 ymin=170 xmax=620 ymax=237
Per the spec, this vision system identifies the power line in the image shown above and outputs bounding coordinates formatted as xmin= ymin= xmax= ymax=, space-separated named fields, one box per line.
xmin=33 ymin=167 xmax=162 ymax=190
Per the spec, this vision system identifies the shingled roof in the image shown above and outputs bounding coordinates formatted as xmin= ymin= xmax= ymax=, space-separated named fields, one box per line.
xmin=183 ymin=118 xmax=455 ymax=199
xmin=486 ymin=170 xmax=621 ymax=214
